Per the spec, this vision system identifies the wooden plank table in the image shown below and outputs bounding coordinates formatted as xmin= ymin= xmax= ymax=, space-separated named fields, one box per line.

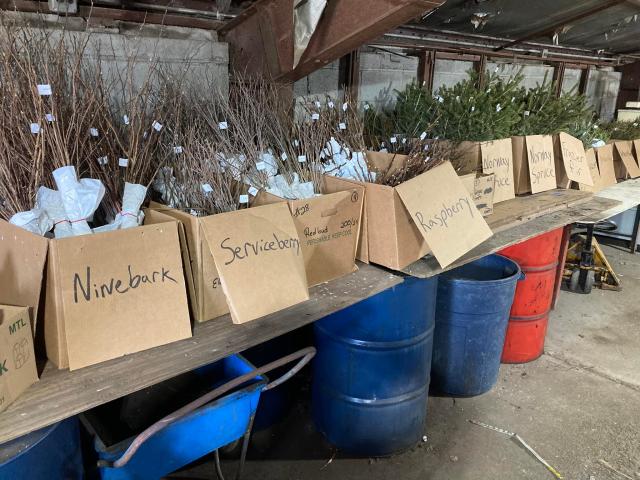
xmin=0 ymin=263 xmax=402 ymax=444
xmin=2 ymin=180 xmax=639 ymax=445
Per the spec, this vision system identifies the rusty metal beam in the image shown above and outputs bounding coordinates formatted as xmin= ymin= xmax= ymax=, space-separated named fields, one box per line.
xmin=222 ymin=0 xmax=444 ymax=82
xmin=494 ymin=0 xmax=628 ymax=52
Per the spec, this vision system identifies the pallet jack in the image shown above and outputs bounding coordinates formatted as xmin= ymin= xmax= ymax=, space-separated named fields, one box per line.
xmin=563 ymin=221 xmax=622 ymax=294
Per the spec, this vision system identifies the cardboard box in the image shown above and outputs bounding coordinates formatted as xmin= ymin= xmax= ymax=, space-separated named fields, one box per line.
xmin=512 ymin=135 xmax=557 ymax=194
xmin=327 ymin=155 xmax=491 ymax=270
xmin=44 ymin=215 xmax=192 ymax=370
xmin=148 ymin=202 xmax=229 ymax=323
xmin=198 ymin=202 xmax=309 ymax=324
xmin=595 ymin=144 xmax=617 ymax=188
xmin=578 ymin=148 xmax=604 ymax=193
xmin=0 ymin=220 xmax=49 ymax=332
xmin=253 ymin=176 xmax=364 ymax=287
xmin=450 ymin=141 xmax=482 ymax=175
xmin=612 ymin=141 xmax=640 ymax=179
xmin=0 ymin=305 xmax=38 ymax=413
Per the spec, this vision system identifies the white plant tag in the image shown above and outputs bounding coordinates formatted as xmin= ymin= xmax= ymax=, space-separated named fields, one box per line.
xmin=90 ymin=127 xmax=99 ymax=137
xmin=45 ymin=113 xmax=55 ymax=123
xmin=30 ymin=123 xmax=40 ymax=134
xmin=314 ymin=101 xmax=321 ymax=108
xmin=37 ymin=84 xmax=52 ymax=96
xmin=339 ymin=122 xmax=346 ymax=130
xmin=202 ymin=183 xmax=213 ymax=194
xmin=328 ymin=101 xmax=334 ymax=108
xmin=298 ymin=155 xmax=307 ymax=163
xmin=123 ymin=115 xmax=130 ymax=125
xmin=390 ymin=137 xmax=397 ymax=144
xmin=364 ymin=104 xmax=370 ymax=110
xmin=152 ymin=120 xmax=163 ymax=131
xmin=218 ymin=121 xmax=228 ymax=130
xmin=420 ymin=131 xmax=427 ymax=141
xmin=281 ymin=152 xmax=288 ymax=160
xmin=239 ymin=194 xmax=249 ymax=204
xmin=311 ymin=113 xmax=320 ymax=121
xmin=248 ymin=186 xmax=259 ymax=196
xmin=118 ymin=158 xmax=129 ymax=167
xmin=524 ymin=110 xmax=530 ymax=116
xmin=173 ymin=145 xmax=183 ymax=154
xmin=256 ymin=161 xmax=267 ymax=171
xmin=402 ymin=138 xmax=407 ymax=144
xmin=97 ymin=156 xmax=108 ymax=165
xmin=342 ymin=102 xmax=348 ymax=111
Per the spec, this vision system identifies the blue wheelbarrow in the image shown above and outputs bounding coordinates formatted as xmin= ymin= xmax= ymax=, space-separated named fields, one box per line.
xmin=81 ymin=347 xmax=315 ymax=480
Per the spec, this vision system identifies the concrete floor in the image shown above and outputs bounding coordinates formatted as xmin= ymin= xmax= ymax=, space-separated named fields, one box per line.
xmin=174 ymin=242 xmax=640 ymax=480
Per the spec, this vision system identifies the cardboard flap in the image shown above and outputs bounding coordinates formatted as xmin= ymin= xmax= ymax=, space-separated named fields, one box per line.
xmin=481 ymin=138 xmax=515 ymax=203
xmin=614 ymin=141 xmax=640 ymax=179
xmin=0 ymin=221 xmax=49 ymax=331
xmin=395 ymin=162 xmax=493 ymax=268
xmin=454 ymin=141 xmax=482 ymax=175
xmin=0 ymin=305 xmax=38 ymax=412
xmin=56 ymin=222 xmax=192 ymax=370
xmin=558 ymin=133 xmax=593 ymax=186
xmin=579 ymin=148 xmax=603 ymax=192
xmin=473 ymin=174 xmax=496 ymax=216
xmin=525 ymin=135 xmax=557 ymax=194
xmin=596 ymin=145 xmax=617 ymax=187
xmin=199 ymin=203 xmax=309 ymax=324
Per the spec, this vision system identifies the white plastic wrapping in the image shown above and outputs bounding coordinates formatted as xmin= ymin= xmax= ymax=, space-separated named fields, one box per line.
xmin=118 ymin=183 xmax=147 ymax=229
xmin=9 ymin=208 xmax=52 ymax=236
xmin=36 ymin=187 xmax=73 ymax=238
xmin=52 ymin=166 xmax=105 ymax=236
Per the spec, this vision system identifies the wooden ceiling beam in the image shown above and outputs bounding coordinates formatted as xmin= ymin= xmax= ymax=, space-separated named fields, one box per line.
xmin=221 ymin=0 xmax=445 ymax=82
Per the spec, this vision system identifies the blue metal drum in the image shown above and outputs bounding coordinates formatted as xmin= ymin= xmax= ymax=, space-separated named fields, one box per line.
xmin=432 ymin=254 xmax=521 ymax=396
xmin=0 ymin=417 xmax=83 ymax=480
xmin=312 ymin=277 xmax=437 ymax=456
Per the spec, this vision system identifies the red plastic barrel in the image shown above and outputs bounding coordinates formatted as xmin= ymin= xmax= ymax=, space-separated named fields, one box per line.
xmin=499 ymin=228 xmax=563 ymax=363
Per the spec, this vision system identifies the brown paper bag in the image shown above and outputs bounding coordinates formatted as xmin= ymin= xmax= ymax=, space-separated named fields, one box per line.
xmin=46 ymin=221 xmax=192 ymax=370
xmin=633 ymin=140 xmax=640 ymax=163
xmin=596 ymin=145 xmax=617 ymax=187
xmin=481 ymin=138 xmax=515 ymax=203
xmin=452 ymin=141 xmax=482 ymax=175
xmin=558 ymin=132 xmax=594 ymax=186
xmin=199 ymin=203 xmax=309 ymax=324
xmin=526 ymin=135 xmax=557 ymax=194
xmin=0 ymin=221 xmax=49 ymax=332
xmin=396 ymin=162 xmax=493 ymax=268
xmin=579 ymin=148 xmax=603 ymax=192
xmin=0 ymin=305 xmax=38 ymax=413
xmin=614 ymin=141 xmax=640 ymax=179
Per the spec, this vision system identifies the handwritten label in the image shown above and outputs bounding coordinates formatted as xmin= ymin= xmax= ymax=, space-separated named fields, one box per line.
xmin=525 ymin=135 xmax=556 ymax=194
xmin=395 ymin=162 xmax=493 ymax=268
xmin=559 ymin=132 xmax=593 ymax=185
xmin=473 ymin=174 xmax=495 ymax=216
xmin=72 ymin=265 xmax=177 ymax=303
xmin=198 ymin=203 xmax=309 ymax=324
xmin=481 ymin=138 xmax=515 ymax=203
xmin=292 ymin=203 xmax=310 ymax=218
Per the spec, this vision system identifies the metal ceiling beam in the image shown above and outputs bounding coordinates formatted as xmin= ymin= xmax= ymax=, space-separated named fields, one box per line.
xmin=221 ymin=0 xmax=445 ymax=82
xmin=493 ymin=0 xmax=628 ymax=52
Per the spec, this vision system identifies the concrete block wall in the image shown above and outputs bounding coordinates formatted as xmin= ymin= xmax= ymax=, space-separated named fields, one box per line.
xmin=432 ymin=59 xmax=474 ymax=90
xmin=358 ymin=49 xmax=418 ymax=109
xmin=487 ymin=61 xmax=554 ymax=89
xmin=294 ymin=60 xmax=341 ymax=101
xmin=562 ymin=68 xmax=582 ymax=93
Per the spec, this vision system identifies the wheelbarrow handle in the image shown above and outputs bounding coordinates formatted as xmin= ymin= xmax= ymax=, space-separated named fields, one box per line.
xmin=108 ymin=346 xmax=316 ymax=469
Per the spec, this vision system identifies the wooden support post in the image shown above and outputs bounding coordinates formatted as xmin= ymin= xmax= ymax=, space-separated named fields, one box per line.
xmin=553 ymin=62 xmax=566 ymax=98
xmin=339 ymin=49 xmax=361 ymax=103
xmin=417 ymin=50 xmax=435 ymax=92
xmin=579 ymin=65 xmax=592 ymax=95
xmin=475 ymin=54 xmax=487 ymax=88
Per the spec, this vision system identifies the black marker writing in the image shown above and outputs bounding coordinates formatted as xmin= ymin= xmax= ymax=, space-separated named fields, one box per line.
xmin=221 ymin=233 xmax=301 ymax=266
xmin=414 ymin=197 xmax=474 ymax=232
xmin=73 ymin=265 xmax=177 ymax=303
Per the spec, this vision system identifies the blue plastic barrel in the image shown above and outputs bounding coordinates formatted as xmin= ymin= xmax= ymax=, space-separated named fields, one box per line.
xmin=312 ymin=276 xmax=437 ymax=456
xmin=0 ymin=417 xmax=83 ymax=480
xmin=432 ymin=254 xmax=521 ymax=396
